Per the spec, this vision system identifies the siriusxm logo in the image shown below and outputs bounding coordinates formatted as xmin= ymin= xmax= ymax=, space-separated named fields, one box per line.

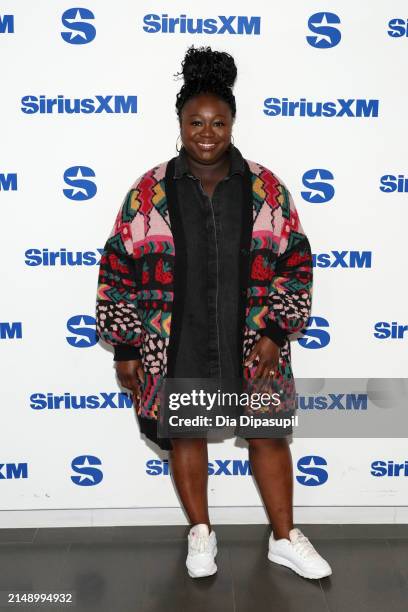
xmin=307 ymin=12 xmax=341 ymax=48
xmin=296 ymin=455 xmax=328 ymax=486
xmin=71 ymin=455 xmax=103 ymax=486
xmin=380 ymin=174 xmax=408 ymax=193
xmin=301 ymin=169 xmax=334 ymax=203
xmin=61 ymin=8 xmax=96 ymax=44
xmin=146 ymin=460 xmax=171 ymax=475
xmin=146 ymin=459 xmax=252 ymax=476
xmin=263 ymin=97 xmax=379 ymax=118
xmin=63 ymin=166 xmax=97 ymax=200
xmin=0 ymin=173 xmax=17 ymax=191
xmin=0 ymin=463 xmax=28 ymax=480
xmin=374 ymin=322 xmax=408 ymax=340
xmin=298 ymin=317 xmax=330 ymax=349
xmin=371 ymin=460 xmax=408 ymax=477
xmin=143 ymin=14 xmax=260 ymax=35
xmin=312 ymin=251 xmax=372 ymax=268
xmin=25 ymin=248 xmax=103 ymax=266
xmin=0 ymin=322 xmax=22 ymax=340
xmin=0 ymin=14 xmax=14 ymax=33
xmin=387 ymin=18 xmax=408 ymax=38
xmin=66 ymin=315 xmax=98 ymax=348
xmin=30 ymin=392 xmax=133 ymax=410
xmin=297 ymin=394 xmax=367 ymax=410
xmin=21 ymin=95 xmax=137 ymax=115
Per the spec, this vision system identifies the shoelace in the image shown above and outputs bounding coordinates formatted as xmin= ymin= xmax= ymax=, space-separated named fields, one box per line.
xmin=291 ymin=531 xmax=319 ymax=559
xmin=190 ymin=532 xmax=210 ymax=553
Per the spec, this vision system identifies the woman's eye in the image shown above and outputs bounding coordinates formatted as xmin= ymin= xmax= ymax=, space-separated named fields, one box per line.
xmin=190 ymin=120 xmax=225 ymax=127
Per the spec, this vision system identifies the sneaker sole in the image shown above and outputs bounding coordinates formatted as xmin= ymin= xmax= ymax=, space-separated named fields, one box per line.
xmin=268 ymin=552 xmax=332 ymax=580
xmin=187 ymin=563 xmax=218 ymax=578
xmin=187 ymin=546 xmax=218 ymax=579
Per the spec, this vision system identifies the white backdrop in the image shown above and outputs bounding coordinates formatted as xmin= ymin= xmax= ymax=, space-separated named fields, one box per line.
xmin=1 ymin=1 xmax=407 ymax=522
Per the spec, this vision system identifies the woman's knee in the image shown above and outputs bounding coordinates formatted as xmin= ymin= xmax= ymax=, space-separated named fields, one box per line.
xmin=247 ymin=437 xmax=287 ymax=451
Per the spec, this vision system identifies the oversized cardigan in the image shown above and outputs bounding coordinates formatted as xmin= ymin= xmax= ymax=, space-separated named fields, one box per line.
xmin=96 ymin=155 xmax=313 ymax=421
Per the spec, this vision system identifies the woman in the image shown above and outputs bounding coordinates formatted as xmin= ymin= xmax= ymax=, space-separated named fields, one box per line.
xmin=96 ymin=46 xmax=332 ymax=580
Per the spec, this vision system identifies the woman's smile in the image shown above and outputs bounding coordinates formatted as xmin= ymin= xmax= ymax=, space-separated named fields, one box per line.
xmin=196 ymin=142 xmax=217 ymax=150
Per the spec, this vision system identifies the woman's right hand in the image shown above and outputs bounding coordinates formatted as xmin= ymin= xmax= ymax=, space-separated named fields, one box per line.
xmin=115 ymin=359 xmax=144 ymax=403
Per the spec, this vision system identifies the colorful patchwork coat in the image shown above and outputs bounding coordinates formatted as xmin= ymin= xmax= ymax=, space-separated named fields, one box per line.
xmin=95 ymin=154 xmax=313 ymax=448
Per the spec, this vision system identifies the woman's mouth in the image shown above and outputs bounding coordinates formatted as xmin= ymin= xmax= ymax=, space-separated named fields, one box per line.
xmin=196 ymin=142 xmax=217 ymax=151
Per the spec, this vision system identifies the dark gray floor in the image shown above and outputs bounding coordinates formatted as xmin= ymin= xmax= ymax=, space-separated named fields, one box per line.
xmin=0 ymin=524 xmax=407 ymax=611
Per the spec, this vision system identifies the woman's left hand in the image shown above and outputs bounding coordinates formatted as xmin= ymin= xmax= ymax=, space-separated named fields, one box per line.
xmin=244 ymin=336 xmax=280 ymax=380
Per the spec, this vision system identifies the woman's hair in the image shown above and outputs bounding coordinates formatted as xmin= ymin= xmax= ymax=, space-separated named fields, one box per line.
xmin=175 ymin=45 xmax=237 ymax=119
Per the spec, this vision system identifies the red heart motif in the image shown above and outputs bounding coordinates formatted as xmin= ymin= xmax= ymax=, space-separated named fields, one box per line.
xmin=251 ymin=254 xmax=272 ymax=281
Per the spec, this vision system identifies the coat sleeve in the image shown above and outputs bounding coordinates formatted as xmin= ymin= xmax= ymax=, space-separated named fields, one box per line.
xmin=259 ymin=176 xmax=313 ymax=348
xmin=95 ymin=187 xmax=143 ymax=361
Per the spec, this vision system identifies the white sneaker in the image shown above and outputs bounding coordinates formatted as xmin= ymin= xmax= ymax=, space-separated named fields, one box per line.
xmin=268 ymin=527 xmax=332 ymax=579
xmin=186 ymin=523 xmax=218 ymax=578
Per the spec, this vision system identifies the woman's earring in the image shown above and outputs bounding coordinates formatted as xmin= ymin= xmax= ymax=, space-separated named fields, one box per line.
xmin=176 ymin=134 xmax=182 ymax=153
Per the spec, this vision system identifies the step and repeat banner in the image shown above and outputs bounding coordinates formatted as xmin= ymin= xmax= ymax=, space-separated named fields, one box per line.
xmin=1 ymin=1 xmax=407 ymax=516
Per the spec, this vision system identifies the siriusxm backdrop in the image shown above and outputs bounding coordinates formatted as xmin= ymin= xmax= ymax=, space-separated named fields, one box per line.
xmin=1 ymin=1 xmax=408 ymax=523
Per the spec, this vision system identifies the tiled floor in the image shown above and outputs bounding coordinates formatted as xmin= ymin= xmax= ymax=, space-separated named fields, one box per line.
xmin=0 ymin=525 xmax=407 ymax=611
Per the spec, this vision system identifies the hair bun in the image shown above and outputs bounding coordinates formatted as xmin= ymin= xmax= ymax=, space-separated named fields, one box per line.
xmin=181 ymin=45 xmax=237 ymax=90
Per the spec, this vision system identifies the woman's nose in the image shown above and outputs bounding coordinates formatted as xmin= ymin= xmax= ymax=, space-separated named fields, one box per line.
xmin=200 ymin=123 xmax=214 ymax=137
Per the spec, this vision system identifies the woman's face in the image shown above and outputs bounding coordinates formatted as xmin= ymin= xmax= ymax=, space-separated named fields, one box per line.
xmin=179 ymin=93 xmax=234 ymax=165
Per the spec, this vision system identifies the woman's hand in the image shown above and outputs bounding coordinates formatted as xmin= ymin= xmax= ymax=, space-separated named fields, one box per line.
xmin=244 ymin=336 xmax=280 ymax=380
xmin=115 ymin=359 xmax=144 ymax=403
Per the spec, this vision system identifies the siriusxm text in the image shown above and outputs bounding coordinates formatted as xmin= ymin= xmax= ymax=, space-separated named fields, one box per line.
xmin=374 ymin=322 xmax=408 ymax=339
xmin=312 ymin=251 xmax=372 ymax=268
xmin=25 ymin=249 xmax=103 ymax=266
xmin=146 ymin=459 xmax=252 ymax=476
xmin=371 ymin=460 xmax=408 ymax=477
xmin=0 ymin=322 xmax=22 ymax=339
xmin=387 ymin=18 xmax=408 ymax=37
xmin=30 ymin=392 xmax=133 ymax=410
xmin=143 ymin=14 xmax=260 ymax=35
xmin=297 ymin=394 xmax=367 ymax=410
xmin=0 ymin=173 xmax=17 ymax=191
xmin=21 ymin=95 xmax=137 ymax=115
xmin=0 ymin=463 xmax=28 ymax=479
xmin=0 ymin=14 xmax=14 ymax=33
xmin=263 ymin=97 xmax=379 ymax=118
xmin=380 ymin=174 xmax=408 ymax=193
